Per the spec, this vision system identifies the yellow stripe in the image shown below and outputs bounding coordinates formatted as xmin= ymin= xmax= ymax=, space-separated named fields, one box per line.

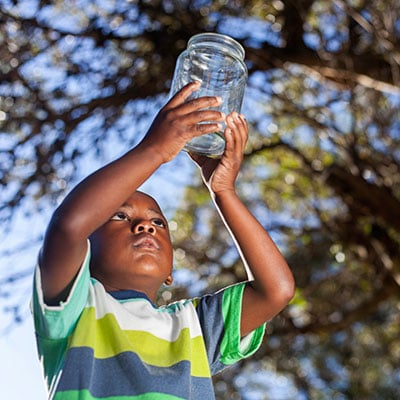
xmin=70 ymin=307 xmax=210 ymax=377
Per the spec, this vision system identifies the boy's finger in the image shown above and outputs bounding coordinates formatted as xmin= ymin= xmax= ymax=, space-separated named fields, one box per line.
xmin=185 ymin=109 xmax=225 ymax=125
xmin=225 ymin=113 xmax=247 ymax=153
xmin=237 ymin=114 xmax=248 ymax=150
xmin=231 ymin=113 xmax=248 ymax=150
xmin=178 ymin=95 xmax=222 ymax=115
xmin=166 ymin=83 xmax=224 ymax=114
xmin=194 ymin=122 xmax=223 ymax=136
xmin=166 ymin=81 xmax=201 ymax=108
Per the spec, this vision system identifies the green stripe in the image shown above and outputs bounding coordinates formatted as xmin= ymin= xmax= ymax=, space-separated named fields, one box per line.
xmin=41 ymin=246 xmax=91 ymax=338
xmin=54 ymin=389 xmax=185 ymax=400
xmin=70 ymin=307 xmax=210 ymax=377
xmin=32 ymin=250 xmax=91 ymax=385
xmin=220 ymin=283 xmax=266 ymax=365
xmin=220 ymin=283 xmax=242 ymax=365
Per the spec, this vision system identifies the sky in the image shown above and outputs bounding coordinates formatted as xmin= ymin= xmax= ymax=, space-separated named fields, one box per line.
xmin=0 ymin=314 xmax=48 ymax=398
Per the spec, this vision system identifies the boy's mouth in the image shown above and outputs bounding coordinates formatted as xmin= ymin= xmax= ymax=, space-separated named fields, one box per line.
xmin=133 ymin=235 xmax=159 ymax=250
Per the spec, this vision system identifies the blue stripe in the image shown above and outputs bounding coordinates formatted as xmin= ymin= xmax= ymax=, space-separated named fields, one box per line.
xmin=195 ymin=291 xmax=225 ymax=374
xmin=56 ymin=347 xmax=215 ymax=399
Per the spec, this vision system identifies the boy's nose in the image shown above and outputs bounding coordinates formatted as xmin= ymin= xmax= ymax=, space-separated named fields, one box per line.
xmin=132 ymin=221 xmax=156 ymax=235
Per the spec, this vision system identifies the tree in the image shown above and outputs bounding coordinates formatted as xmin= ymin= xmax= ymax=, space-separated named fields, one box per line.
xmin=1 ymin=0 xmax=399 ymax=398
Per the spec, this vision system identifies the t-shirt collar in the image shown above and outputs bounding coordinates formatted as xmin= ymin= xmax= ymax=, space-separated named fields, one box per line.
xmin=108 ymin=289 xmax=154 ymax=305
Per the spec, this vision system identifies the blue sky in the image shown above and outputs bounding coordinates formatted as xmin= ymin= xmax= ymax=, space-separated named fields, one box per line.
xmin=0 ymin=315 xmax=47 ymax=398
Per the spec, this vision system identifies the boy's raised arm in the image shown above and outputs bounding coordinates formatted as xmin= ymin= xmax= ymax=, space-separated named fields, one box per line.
xmin=39 ymin=82 xmax=225 ymax=304
xmin=192 ymin=113 xmax=295 ymax=337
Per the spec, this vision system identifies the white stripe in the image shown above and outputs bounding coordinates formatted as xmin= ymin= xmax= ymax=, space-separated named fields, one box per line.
xmin=86 ymin=281 xmax=203 ymax=341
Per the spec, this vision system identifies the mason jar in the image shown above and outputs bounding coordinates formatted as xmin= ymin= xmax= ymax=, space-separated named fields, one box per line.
xmin=170 ymin=32 xmax=248 ymax=157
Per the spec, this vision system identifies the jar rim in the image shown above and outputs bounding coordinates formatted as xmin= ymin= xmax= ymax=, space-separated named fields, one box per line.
xmin=187 ymin=32 xmax=245 ymax=60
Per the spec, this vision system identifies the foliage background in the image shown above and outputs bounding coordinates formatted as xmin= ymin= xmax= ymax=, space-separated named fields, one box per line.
xmin=1 ymin=0 xmax=399 ymax=398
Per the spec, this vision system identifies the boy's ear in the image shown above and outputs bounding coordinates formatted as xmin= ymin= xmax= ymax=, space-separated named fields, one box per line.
xmin=164 ymin=275 xmax=173 ymax=286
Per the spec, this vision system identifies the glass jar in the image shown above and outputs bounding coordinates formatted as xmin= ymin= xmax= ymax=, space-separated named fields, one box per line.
xmin=170 ymin=32 xmax=248 ymax=157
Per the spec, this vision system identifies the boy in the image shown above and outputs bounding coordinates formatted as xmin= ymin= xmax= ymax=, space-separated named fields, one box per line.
xmin=32 ymin=82 xmax=295 ymax=399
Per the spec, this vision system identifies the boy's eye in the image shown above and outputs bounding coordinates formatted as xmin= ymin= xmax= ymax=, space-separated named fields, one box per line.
xmin=152 ymin=218 xmax=166 ymax=228
xmin=111 ymin=212 xmax=130 ymax=221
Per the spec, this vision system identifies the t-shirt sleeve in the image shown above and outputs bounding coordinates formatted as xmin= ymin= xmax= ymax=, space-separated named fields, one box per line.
xmin=195 ymin=282 xmax=266 ymax=375
xmin=32 ymin=240 xmax=91 ymax=340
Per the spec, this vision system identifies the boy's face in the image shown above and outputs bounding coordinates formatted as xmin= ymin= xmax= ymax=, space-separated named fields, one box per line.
xmin=89 ymin=191 xmax=173 ymax=296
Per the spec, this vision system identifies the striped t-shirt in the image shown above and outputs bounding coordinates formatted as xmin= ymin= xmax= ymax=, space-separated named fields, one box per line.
xmin=32 ymin=244 xmax=265 ymax=399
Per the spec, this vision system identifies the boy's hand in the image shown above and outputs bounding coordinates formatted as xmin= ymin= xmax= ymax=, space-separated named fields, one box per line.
xmin=140 ymin=82 xmax=225 ymax=163
xmin=191 ymin=112 xmax=248 ymax=195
